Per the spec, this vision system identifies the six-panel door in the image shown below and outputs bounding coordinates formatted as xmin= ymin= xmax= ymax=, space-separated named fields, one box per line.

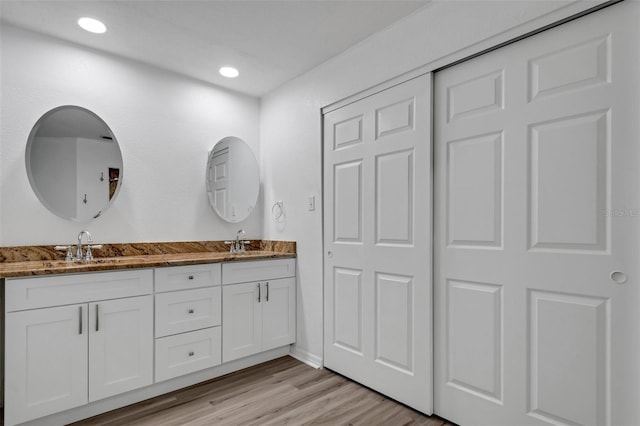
xmin=323 ymin=73 xmax=433 ymax=413
xmin=434 ymin=2 xmax=640 ymax=425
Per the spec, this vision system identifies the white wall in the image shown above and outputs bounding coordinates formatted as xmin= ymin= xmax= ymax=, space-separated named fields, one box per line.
xmin=0 ymin=24 xmax=262 ymax=246
xmin=260 ymin=0 xmax=606 ymax=364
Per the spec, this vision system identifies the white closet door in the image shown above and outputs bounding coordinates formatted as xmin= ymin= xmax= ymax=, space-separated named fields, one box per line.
xmin=323 ymin=74 xmax=432 ymax=413
xmin=434 ymin=2 xmax=640 ymax=425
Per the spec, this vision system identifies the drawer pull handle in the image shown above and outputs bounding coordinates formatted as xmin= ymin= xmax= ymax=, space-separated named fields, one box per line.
xmin=188 ymin=309 xmax=195 ymax=314
xmin=188 ymin=275 xmax=194 ymax=280
xmin=188 ymin=351 xmax=195 ymax=357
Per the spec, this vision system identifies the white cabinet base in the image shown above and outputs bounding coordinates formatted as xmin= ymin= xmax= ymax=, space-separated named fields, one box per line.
xmin=13 ymin=346 xmax=290 ymax=426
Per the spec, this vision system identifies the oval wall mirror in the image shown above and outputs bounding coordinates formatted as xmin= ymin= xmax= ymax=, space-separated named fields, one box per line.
xmin=206 ymin=136 xmax=259 ymax=223
xmin=25 ymin=106 xmax=124 ymax=222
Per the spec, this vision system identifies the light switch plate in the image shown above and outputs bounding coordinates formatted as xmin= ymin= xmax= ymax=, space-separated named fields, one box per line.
xmin=308 ymin=195 xmax=316 ymax=211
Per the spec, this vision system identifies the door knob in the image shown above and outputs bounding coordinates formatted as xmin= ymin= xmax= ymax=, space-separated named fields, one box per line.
xmin=611 ymin=271 xmax=628 ymax=284
xmin=327 ymin=251 xmax=333 ymax=258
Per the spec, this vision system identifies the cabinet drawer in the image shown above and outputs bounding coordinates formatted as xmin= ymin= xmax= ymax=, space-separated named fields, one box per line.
xmin=155 ymin=327 xmax=221 ymax=382
xmin=222 ymin=258 xmax=295 ymax=285
xmin=155 ymin=287 xmax=221 ymax=337
xmin=155 ymin=264 xmax=221 ymax=293
xmin=5 ymin=269 xmax=153 ymax=312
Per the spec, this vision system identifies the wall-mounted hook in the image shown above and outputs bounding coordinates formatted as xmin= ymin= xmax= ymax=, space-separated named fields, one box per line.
xmin=100 ymin=172 xmax=104 ymax=182
xmin=83 ymin=194 xmax=87 ymax=204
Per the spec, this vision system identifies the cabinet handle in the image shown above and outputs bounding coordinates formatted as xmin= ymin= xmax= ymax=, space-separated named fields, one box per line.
xmin=188 ymin=275 xmax=194 ymax=280
xmin=95 ymin=304 xmax=100 ymax=332
xmin=188 ymin=308 xmax=194 ymax=314
xmin=266 ymin=282 xmax=269 ymax=302
xmin=188 ymin=351 xmax=194 ymax=357
xmin=79 ymin=306 xmax=83 ymax=335
xmin=257 ymin=283 xmax=261 ymax=303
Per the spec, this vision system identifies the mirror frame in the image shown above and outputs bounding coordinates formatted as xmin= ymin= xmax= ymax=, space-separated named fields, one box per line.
xmin=25 ymin=105 xmax=124 ymax=222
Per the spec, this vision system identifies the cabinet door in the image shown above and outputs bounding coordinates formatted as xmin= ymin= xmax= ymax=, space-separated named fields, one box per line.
xmin=222 ymin=282 xmax=262 ymax=362
xmin=89 ymin=295 xmax=153 ymax=401
xmin=262 ymin=277 xmax=296 ymax=351
xmin=5 ymin=304 xmax=88 ymax=426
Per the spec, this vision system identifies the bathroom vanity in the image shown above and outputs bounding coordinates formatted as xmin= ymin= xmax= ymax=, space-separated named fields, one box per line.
xmin=0 ymin=243 xmax=296 ymax=426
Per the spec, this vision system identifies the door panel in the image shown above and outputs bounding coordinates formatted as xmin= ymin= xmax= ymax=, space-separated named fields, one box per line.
xmin=222 ymin=282 xmax=262 ymax=362
xmin=89 ymin=296 xmax=153 ymax=402
xmin=447 ymin=280 xmax=502 ymax=404
xmin=262 ymin=278 xmax=296 ymax=351
xmin=434 ymin=3 xmax=640 ymax=425
xmin=324 ymin=73 xmax=432 ymax=414
xmin=332 ymin=267 xmax=363 ymax=354
xmin=4 ymin=304 xmax=88 ymax=426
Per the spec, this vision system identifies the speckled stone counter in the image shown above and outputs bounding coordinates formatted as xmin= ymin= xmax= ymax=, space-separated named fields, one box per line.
xmin=0 ymin=240 xmax=296 ymax=278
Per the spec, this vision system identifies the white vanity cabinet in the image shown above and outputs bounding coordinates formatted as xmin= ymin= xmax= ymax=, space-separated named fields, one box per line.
xmin=153 ymin=264 xmax=222 ymax=382
xmin=2 ymin=256 xmax=295 ymax=425
xmin=222 ymin=259 xmax=296 ymax=362
xmin=4 ymin=270 xmax=154 ymax=426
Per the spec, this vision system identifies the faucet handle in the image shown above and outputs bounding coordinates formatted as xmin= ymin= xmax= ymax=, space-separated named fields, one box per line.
xmin=84 ymin=245 xmax=93 ymax=261
xmin=224 ymin=241 xmax=237 ymax=253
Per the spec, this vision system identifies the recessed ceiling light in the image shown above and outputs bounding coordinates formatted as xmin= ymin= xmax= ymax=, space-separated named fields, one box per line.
xmin=78 ymin=17 xmax=107 ymax=34
xmin=219 ymin=67 xmax=239 ymax=78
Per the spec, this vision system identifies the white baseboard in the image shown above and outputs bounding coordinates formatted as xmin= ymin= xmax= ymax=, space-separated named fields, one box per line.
xmin=289 ymin=346 xmax=323 ymax=369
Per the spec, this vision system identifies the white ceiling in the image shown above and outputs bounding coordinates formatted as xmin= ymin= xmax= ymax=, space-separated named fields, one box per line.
xmin=0 ymin=0 xmax=430 ymax=97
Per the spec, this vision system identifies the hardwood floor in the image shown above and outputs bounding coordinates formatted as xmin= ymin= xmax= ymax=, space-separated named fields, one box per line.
xmin=66 ymin=356 xmax=452 ymax=426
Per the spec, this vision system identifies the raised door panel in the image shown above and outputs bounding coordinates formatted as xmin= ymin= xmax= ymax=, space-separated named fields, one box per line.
xmin=332 ymin=267 xmax=364 ymax=354
xmin=374 ymin=273 xmax=414 ymax=373
xmin=446 ymin=280 xmax=503 ymax=404
xmin=222 ymin=282 xmax=262 ymax=362
xmin=375 ymin=150 xmax=414 ymax=245
xmin=88 ymin=296 xmax=153 ymax=402
xmin=528 ymin=291 xmax=608 ymax=426
xmin=529 ymin=111 xmax=607 ymax=251
xmin=447 ymin=132 xmax=503 ymax=247
xmin=4 ymin=304 xmax=88 ymax=426
xmin=262 ymin=278 xmax=296 ymax=351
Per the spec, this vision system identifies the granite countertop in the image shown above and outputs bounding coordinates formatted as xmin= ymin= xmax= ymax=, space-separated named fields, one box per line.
xmin=0 ymin=240 xmax=296 ymax=278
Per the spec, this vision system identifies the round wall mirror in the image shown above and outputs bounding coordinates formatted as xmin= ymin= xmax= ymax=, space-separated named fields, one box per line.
xmin=25 ymin=106 xmax=124 ymax=222
xmin=206 ymin=136 xmax=259 ymax=223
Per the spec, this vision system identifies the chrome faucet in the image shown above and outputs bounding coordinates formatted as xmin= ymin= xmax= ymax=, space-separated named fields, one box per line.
xmin=236 ymin=229 xmax=246 ymax=253
xmin=225 ymin=229 xmax=249 ymax=253
xmin=77 ymin=230 xmax=94 ymax=260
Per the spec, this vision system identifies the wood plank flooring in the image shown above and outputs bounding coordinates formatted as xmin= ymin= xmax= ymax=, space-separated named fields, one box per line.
xmin=67 ymin=356 xmax=453 ymax=426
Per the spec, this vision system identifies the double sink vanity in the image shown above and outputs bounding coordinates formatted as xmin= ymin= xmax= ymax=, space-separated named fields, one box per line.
xmin=0 ymin=102 xmax=281 ymax=425
xmin=0 ymin=239 xmax=296 ymax=426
